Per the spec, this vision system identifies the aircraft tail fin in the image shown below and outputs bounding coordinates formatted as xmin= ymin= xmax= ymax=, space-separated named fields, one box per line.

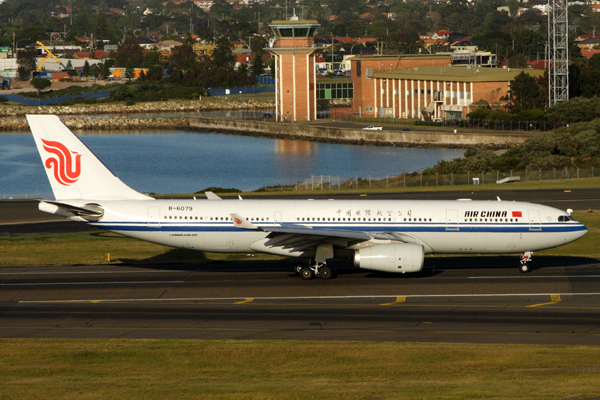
xmin=27 ymin=114 xmax=152 ymax=201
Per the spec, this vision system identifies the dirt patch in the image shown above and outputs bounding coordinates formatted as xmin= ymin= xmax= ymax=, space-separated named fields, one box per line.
xmin=4 ymin=79 xmax=116 ymax=95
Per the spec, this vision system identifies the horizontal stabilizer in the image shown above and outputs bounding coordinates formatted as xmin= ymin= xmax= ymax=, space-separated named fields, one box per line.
xmin=39 ymin=200 xmax=104 ymax=221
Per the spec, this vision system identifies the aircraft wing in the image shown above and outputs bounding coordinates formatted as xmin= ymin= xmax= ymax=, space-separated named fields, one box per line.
xmin=230 ymin=213 xmax=404 ymax=252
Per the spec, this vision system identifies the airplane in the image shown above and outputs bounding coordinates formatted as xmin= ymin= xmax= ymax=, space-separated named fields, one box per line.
xmin=27 ymin=114 xmax=588 ymax=279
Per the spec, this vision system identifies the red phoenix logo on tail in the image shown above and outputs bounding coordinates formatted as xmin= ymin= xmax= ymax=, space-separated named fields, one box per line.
xmin=41 ymin=138 xmax=82 ymax=186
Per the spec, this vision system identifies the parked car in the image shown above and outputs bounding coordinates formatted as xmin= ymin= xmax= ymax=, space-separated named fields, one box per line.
xmin=362 ymin=125 xmax=383 ymax=131
xmin=261 ymin=113 xmax=273 ymax=119
xmin=402 ymin=127 xmax=411 ymax=131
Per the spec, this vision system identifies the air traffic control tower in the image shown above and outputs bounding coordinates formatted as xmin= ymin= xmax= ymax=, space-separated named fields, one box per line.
xmin=265 ymin=16 xmax=323 ymax=122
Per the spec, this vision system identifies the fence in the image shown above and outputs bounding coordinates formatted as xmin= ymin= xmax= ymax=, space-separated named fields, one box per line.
xmin=294 ymin=168 xmax=597 ymax=191
xmin=307 ymin=114 xmax=569 ymax=132
xmin=206 ymin=85 xmax=274 ymax=96
xmin=0 ymin=91 xmax=110 ymax=106
xmin=0 ymin=192 xmax=49 ymax=200
xmin=256 ymin=76 xmax=275 ymax=85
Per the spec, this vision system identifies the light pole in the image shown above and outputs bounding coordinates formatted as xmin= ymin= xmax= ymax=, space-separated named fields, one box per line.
xmin=14 ymin=38 xmax=31 ymax=57
xmin=350 ymin=43 xmax=364 ymax=55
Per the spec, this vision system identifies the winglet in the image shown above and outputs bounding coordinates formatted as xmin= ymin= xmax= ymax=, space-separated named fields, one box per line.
xmin=230 ymin=213 xmax=261 ymax=230
xmin=205 ymin=191 xmax=222 ymax=200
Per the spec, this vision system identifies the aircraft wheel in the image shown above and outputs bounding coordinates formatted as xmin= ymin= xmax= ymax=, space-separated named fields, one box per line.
xmin=519 ymin=264 xmax=530 ymax=273
xmin=300 ymin=267 xmax=314 ymax=280
xmin=319 ymin=266 xmax=333 ymax=280
xmin=293 ymin=261 xmax=305 ymax=275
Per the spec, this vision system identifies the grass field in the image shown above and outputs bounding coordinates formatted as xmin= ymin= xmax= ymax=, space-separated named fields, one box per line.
xmin=161 ymin=176 xmax=600 ymax=198
xmin=1 ymin=340 xmax=600 ymax=399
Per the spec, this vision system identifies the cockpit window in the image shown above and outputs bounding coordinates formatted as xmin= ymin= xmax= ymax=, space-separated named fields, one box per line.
xmin=558 ymin=215 xmax=575 ymax=222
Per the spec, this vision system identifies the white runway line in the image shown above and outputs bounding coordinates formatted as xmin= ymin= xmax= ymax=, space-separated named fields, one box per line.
xmin=18 ymin=292 xmax=600 ymax=304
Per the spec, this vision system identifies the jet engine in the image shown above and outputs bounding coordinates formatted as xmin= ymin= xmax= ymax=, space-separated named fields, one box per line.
xmin=354 ymin=243 xmax=424 ymax=273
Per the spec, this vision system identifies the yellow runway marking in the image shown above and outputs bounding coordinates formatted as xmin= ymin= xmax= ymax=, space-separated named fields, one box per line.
xmin=527 ymin=294 xmax=561 ymax=308
xmin=380 ymin=296 xmax=406 ymax=306
xmin=234 ymin=298 xmax=254 ymax=304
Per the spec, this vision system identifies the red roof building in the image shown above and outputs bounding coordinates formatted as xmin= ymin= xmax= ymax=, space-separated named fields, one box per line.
xmin=581 ymin=48 xmax=600 ymax=58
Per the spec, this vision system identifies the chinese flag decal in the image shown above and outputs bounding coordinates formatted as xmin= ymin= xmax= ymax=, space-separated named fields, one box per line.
xmin=512 ymin=211 xmax=522 ymax=218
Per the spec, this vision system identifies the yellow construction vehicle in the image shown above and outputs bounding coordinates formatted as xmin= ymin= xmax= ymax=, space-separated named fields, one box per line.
xmin=36 ymin=41 xmax=68 ymax=72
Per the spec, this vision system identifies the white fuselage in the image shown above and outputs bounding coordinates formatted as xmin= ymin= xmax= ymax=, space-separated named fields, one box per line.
xmin=63 ymin=198 xmax=587 ymax=256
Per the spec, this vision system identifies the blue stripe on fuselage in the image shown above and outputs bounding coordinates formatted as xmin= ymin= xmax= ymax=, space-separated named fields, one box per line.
xmin=91 ymin=222 xmax=587 ymax=234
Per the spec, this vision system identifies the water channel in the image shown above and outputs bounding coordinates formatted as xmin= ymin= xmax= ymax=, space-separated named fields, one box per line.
xmin=0 ymin=128 xmax=464 ymax=199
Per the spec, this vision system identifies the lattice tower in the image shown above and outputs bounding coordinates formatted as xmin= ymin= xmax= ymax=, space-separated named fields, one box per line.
xmin=548 ymin=0 xmax=569 ymax=106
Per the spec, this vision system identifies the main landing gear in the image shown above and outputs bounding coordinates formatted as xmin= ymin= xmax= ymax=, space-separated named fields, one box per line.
xmin=294 ymin=260 xmax=332 ymax=280
xmin=519 ymin=251 xmax=533 ymax=273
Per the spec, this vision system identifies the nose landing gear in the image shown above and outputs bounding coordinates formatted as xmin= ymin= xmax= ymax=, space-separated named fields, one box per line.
xmin=519 ymin=251 xmax=533 ymax=273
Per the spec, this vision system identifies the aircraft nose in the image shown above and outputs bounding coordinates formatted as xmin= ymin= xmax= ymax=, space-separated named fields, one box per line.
xmin=576 ymin=223 xmax=588 ymax=239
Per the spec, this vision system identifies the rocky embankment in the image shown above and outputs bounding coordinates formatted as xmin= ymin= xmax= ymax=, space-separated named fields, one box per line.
xmin=0 ymin=99 xmax=274 ymax=131
xmin=0 ymin=116 xmax=192 ymax=131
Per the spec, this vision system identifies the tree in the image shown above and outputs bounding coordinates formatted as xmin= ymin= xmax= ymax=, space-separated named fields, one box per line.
xmin=212 ymin=36 xmax=235 ymax=69
xmin=509 ymin=72 xmax=544 ymax=112
xmin=588 ymin=54 xmax=600 ymax=70
xmin=97 ymin=59 xmax=114 ymax=80
xmin=72 ymin=12 xmax=90 ymax=38
xmin=113 ymin=38 xmax=144 ymax=67
xmin=143 ymin=48 xmax=162 ymax=68
xmin=17 ymin=47 xmax=37 ymax=80
xmin=170 ymin=44 xmax=195 ymax=70
xmin=95 ymin=4 xmax=110 ymax=39
xmin=83 ymin=60 xmax=91 ymax=78
xmin=252 ymin=52 xmax=264 ymax=76
xmin=125 ymin=59 xmax=134 ymax=80
xmin=30 ymin=77 xmax=51 ymax=94
xmin=66 ymin=60 xmax=77 ymax=77
xmin=507 ymin=54 xmax=527 ymax=69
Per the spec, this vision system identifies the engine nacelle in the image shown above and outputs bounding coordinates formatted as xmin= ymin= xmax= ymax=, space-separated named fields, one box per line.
xmin=354 ymin=243 xmax=424 ymax=273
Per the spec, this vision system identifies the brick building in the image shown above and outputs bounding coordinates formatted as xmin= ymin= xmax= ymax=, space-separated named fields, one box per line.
xmin=265 ymin=18 xmax=324 ymax=122
xmin=351 ymin=55 xmax=544 ymax=120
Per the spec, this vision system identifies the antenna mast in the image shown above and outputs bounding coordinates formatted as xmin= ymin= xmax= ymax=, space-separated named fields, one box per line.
xmin=548 ymin=0 xmax=569 ymax=106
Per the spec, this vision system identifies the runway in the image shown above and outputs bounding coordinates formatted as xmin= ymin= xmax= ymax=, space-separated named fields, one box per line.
xmin=1 ymin=258 xmax=600 ymax=344
xmin=1 ymin=189 xmax=599 ymax=344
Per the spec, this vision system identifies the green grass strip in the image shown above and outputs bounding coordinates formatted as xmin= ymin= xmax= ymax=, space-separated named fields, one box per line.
xmin=1 ymin=339 xmax=600 ymax=399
